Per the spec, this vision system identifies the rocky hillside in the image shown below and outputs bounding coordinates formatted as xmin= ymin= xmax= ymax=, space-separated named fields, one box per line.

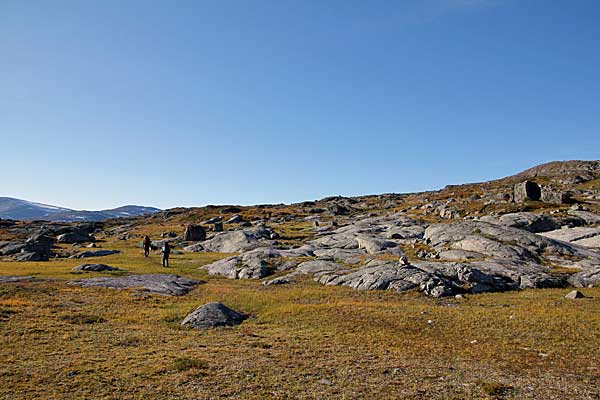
xmin=2 ymin=160 xmax=599 ymax=296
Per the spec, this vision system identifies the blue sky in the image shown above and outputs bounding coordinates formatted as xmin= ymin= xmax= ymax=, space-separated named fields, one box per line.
xmin=1 ymin=0 xmax=599 ymax=210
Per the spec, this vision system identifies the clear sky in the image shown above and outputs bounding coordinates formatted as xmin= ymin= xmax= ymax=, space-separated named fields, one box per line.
xmin=1 ymin=0 xmax=599 ymax=210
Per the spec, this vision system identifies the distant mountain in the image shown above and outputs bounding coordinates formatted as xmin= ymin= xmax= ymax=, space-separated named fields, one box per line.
xmin=0 ymin=197 xmax=160 ymax=222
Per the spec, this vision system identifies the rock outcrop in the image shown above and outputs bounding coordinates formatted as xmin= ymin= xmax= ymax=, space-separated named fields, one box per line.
xmin=72 ymin=264 xmax=123 ymax=272
xmin=70 ymin=274 xmax=201 ymax=296
xmin=70 ymin=250 xmax=120 ymax=259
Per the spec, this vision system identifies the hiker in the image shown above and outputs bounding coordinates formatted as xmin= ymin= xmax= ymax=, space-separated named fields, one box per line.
xmin=161 ymin=242 xmax=171 ymax=267
xmin=143 ymin=236 xmax=151 ymax=257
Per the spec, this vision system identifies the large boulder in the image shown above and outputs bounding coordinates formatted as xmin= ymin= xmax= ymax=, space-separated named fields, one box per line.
xmin=70 ymin=274 xmax=201 ymax=296
xmin=541 ymin=189 xmax=571 ymax=204
xmin=183 ymin=224 xmax=206 ymax=241
xmin=57 ymin=232 xmax=94 ymax=244
xmin=202 ymin=256 xmax=270 ymax=279
xmin=180 ymin=302 xmax=247 ymax=330
xmin=201 ymin=246 xmax=315 ymax=279
xmin=199 ymin=226 xmax=275 ymax=253
xmin=514 ymin=181 xmax=541 ymax=203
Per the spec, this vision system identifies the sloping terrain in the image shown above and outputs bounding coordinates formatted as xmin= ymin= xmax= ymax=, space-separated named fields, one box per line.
xmin=1 ymin=160 xmax=600 ymax=399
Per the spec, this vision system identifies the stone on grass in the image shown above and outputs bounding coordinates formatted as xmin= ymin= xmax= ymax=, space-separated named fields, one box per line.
xmin=70 ymin=274 xmax=201 ymax=296
xmin=0 ymin=276 xmax=35 ymax=283
xmin=564 ymin=290 xmax=585 ymax=299
xmin=57 ymin=232 xmax=94 ymax=244
xmin=72 ymin=264 xmax=123 ymax=272
xmin=180 ymin=302 xmax=247 ymax=330
xmin=70 ymin=250 xmax=120 ymax=259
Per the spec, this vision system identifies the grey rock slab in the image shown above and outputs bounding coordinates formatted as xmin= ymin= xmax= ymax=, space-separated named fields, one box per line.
xmin=70 ymin=274 xmax=201 ymax=296
xmin=313 ymin=248 xmax=365 ymax=264
xmin=437 ymin=249 xmax=484 ymax=260
xmin=72 ymin=264 xmax=123 ymax=272
xmin=315 ymin=256 xmax=565 ymax=297
xmin=200 ymin=227 xmax=275 ymax=253
xmin=424 ymin=221 xmax=600 ymax=265
xmin=70 ymin=250 xmax=120 ymax=259
xmin=200 ymin=245 xmax=316 ymax=279
xmin=180 ymin=302 xmax=247 ymax=329
xmin=201 ymin=255 xmax=270 ymax=280
xmin=0 ymin=276 xmax=35 ymax=283
xmin=15 ymin=251 xmax=49 ymax=262
xmin=539 ymin=227 xmax=600 ymax=248
xmin=296 ymin=260 xmax=342 ymax=275
xmin=479 ymin=212 xmax=561 ymax=233
xmin=356 ymin=235 xmax=400 ymax=254
xmin=567 ymin=210 xmax=600 ymax=225
xmin=568 ymin=267 xmax=600 ymax=288
xmin=57 ymin=232 xmax=94 ymax=244
xmin=263 ymin=273 xmax=299 ymax=285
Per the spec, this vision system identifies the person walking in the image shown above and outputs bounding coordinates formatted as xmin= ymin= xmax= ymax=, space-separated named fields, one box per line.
xmin=161 ymin=242 xmax=171 ymax=267
xmin=143 ymin=236 xmax=151 ymax=257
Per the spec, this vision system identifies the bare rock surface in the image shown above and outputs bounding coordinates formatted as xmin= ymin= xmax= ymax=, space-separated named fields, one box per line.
xmin=316 ymin=260 xmax=518 ymax=297
xmin=567 ymin=210 xmax=600 ymax=225
xmin=479 ymin=212 xmax=561 ymax=233
xmin=70 ymin=274 xmax=201 ymax=296
xmin=57 ymin=232 xmax=94 ymax=244
xmin=191 ymin=226 xmax=275 ymax=253
xmin=72 ymin=264 xmax=123 ymax=272
xmin=0 ymin=276 xmax=36 ymax=283
xmin=70 ymin=250 xmax=120 ymax=259
xmin=540 ymin=227 xmax=600 ymax=248
xmin=201 ymin=246 xmax=314 ymax=279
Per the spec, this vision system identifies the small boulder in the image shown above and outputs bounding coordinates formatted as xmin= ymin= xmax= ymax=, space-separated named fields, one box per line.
xmin=565 ymin=290 xmax=585 ymax=299
xmin=180 ymin=302 xmax=247 ymax=330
